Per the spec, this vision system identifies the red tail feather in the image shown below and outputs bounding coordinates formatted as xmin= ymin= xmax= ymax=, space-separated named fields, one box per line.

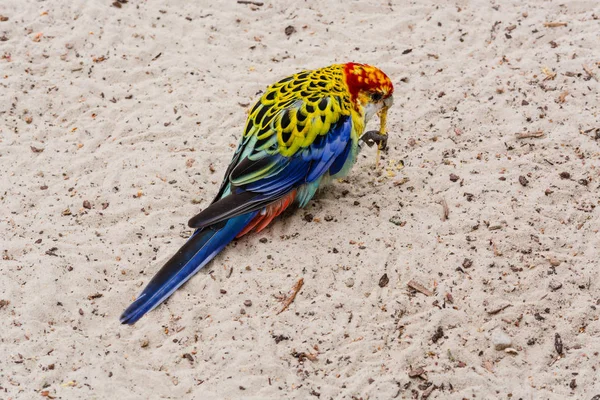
xmin=236 ymin=190 xmax=297 ymax=238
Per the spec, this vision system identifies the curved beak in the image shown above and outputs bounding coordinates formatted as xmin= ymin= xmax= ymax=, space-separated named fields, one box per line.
xmin=378 ymin=95 xmax=393 ymax=135
xmin=383 ymin=95 xmax=394 ymax=109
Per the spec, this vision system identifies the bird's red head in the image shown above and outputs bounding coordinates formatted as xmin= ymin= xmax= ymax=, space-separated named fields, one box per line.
xmin=343 ymin=62 xmax=394 ymax=104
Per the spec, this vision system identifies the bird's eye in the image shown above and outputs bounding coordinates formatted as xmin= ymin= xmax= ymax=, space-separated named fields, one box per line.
xmin=370 ymin=92 xmax=383 ymax=102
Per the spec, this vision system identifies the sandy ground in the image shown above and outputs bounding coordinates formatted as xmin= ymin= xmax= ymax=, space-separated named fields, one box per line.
xmin=1 ymin=0 xmax=600 ymax=399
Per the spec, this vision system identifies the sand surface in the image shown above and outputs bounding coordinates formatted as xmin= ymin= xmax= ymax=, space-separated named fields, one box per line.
xmin=1 ymin=0 xmax=600 ymax=399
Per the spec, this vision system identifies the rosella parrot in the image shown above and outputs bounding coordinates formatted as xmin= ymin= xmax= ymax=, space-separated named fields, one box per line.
xmin=120 ymin=63 xmax=394 ymax=324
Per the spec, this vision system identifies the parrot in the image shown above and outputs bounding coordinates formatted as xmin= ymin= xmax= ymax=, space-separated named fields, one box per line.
xmin=120 ymin=63 xmax=394 ymax=324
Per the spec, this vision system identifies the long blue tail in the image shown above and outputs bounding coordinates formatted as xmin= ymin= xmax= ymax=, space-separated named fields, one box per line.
xmin=120 ymin=212 xmax=257 ymax=325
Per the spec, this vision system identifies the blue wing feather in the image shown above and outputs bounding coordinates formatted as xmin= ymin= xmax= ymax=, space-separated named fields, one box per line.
xmin=328 ymin=141 xmax=352 ymax=176
xmin=188 ymin=115 xmax=353 ymax=229
xmin=306 ymin=117 xmax=352 ymax=182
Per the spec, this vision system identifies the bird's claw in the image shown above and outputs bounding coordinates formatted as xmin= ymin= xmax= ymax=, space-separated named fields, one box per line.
xmin=360 ymin=130 xmax=388 ymax=150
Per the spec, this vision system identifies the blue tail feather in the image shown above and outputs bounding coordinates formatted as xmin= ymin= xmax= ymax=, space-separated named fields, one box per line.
xmin=120 ymin=212 xmax=258 ymax=325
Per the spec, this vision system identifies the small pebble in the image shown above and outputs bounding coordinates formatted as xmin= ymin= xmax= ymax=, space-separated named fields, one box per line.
xmin=518 ymin=175 xmax=529 ymax=186
xmin=504 ymin=347 xmax=519 ymax=355
xmin=244 ymin=300 xmax=252 ymax=307
xmin=492 ymin=330 xmax=512 ymax=351
xmin=284 ymin=25 xmax=296 ymax=36
xmin=389 ymin=216 xmax=404 ymax=226
xmin=345 ymin=278 xmax=355 ymax=288
xmin=549 ymin=280 xmax=563 ymax=291
xmin=431 ymin=326 xmax=444 ymax=343
xmin=378 ymin=273 xmax=389 ymax=288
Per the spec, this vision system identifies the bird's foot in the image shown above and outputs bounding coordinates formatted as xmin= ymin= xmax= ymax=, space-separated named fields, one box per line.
xmin=360 ymin=130 xmax=388 ymax=150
